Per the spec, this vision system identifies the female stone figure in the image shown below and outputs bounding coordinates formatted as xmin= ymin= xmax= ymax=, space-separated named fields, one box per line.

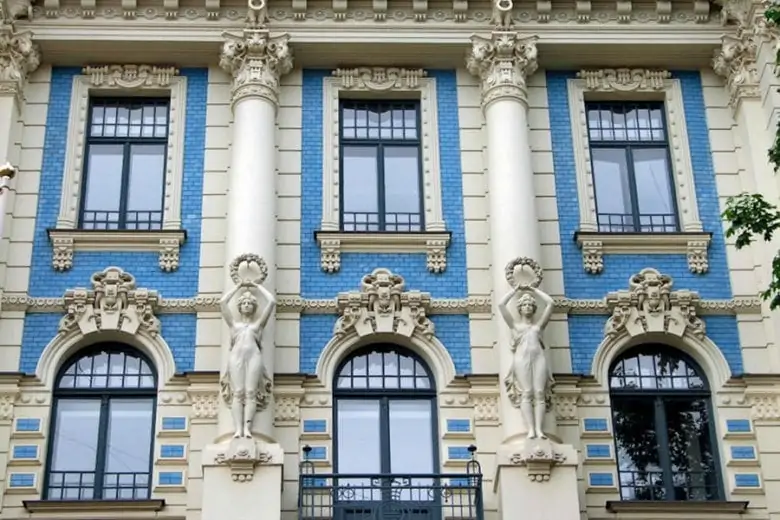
xmin=220 ymin=279 xmax=276 ymax=438
xmin=498 ymin=282 xmax=555 ymax=439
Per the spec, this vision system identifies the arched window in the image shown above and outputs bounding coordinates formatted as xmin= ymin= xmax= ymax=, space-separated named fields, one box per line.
xmin=609 ymin=345 xmax=722 ymax=502
xmin=334 ymin=345 xmax=438 ymax=476
xmin=45 ymin=345 xmax=157 ymax=500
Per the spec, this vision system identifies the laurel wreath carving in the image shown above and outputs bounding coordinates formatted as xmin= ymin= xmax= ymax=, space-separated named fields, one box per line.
xmin=229 ymin=253 xmax=268 ymax=285
xmin=504 ymin=257 xmax=543 ymax=289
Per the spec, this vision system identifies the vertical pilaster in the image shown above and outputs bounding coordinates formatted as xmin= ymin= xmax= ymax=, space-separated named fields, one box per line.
xmin=218 ymin=24 xmax=293 ymax=442
xmin=467 ymin=30 xmax=549 ymax=443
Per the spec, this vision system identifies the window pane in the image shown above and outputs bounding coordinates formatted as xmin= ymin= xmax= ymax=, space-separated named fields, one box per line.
xmin=82 ymin=143 xmax=124 ymax=215
xmin=632 ymin=148 xmax=676 ymax=231
xmin=103 ymin=398 xmax=154 ymax=499
xmin=50 ymin=400 xmax=101 ymax=472
xmin=337 ymin=400 xmax=381 ymax=500
xmin=665 ymin=398 xmax=718 ymax=501
xmin=591 ymin=148 xmax=633 ymax=231
xmin=389 ymin=400 xmax=434 ymax=474
xmin=612 ymin=397 xmax=666 ymax=501
xmin=383 ymin=146 xmax=422 ymax=231
xmin=125 ymin=144 xmax=165 ymax=231
xmin=342 ymin=146 xmax=379 ymax=231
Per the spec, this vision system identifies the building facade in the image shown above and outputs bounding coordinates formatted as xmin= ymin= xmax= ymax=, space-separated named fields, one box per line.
xmin=0 ymin=0 xmax=777 ymax=518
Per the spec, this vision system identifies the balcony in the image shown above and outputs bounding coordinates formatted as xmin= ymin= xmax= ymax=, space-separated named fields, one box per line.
xmin=298 ymin=460 xmax=484 ymax=520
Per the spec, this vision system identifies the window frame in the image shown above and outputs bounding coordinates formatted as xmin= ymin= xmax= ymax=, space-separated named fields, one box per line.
xmin=332 ymin=345 xmax=440 ymax=475
xmin=337 ymin=99 xmax=426 ymax=233
xmin=48 ymin=65 xmax=187 ymax=273
xmin=79 ymin=96 xmax=170 ymax=231
xmin=315 ymin=69 xmax=451 ymax=274
xmin=567 ymin=69 xmax=711 ymax=275
xmin=608 ymin=346 xmax=724 ymax=502
xmin=43 ymin=344 xmax=158 ymax=502
xmin=585 ymin=101 xmax=680 ymax=233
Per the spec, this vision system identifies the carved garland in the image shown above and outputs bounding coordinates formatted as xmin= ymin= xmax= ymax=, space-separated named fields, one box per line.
xmin=568 ymin=68 xmax=710 ymax=276
xmin=50 ymin=65 xmax=188 ymax=272
xmin=318 ymin=67 xmax=449 ymax=274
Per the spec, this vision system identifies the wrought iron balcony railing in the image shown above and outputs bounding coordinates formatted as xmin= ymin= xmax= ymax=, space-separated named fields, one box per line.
xmin=298 ymin=460 xmax=484 ymax=520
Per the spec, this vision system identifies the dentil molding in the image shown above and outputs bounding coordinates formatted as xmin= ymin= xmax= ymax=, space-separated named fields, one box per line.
xmin=466 ymin=30 xmax=538 ymax=108
xmin=219 ymin=26 xmax=293 ymax=108
xmin=1 ymin=293 xmax=761 ymax=316
xmin=0 ymin=27 xmax=40 ymax=105
xmin=575 ymin=232 xmax=712 ymax=275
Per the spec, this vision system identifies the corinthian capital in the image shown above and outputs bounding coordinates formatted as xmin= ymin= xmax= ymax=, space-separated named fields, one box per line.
xmin=219 ymin=29 xmax=293 ymax=109
xmin=712 ymin=32 xmax=759 ymax=109
xmin=0 ymin=27 xmax=40 ymax=103
xmin=466 ymin=32 xmax=538 ymax=109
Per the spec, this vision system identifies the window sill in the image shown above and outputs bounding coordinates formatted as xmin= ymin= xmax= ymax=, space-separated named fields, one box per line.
xmin=314 ymin=231 xmax=451 ymax=274
xmin=23 ymin=498 xmax=166 ymax=513
xmin=606 ymin=500 xmax=748 ymax=515
xmin=574 ymin=231 xmax=712 ymax=275
xmin=47 ymin=229 xmax=187 ymax=273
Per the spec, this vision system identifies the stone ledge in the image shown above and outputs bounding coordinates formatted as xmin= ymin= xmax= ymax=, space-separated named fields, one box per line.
xmin=23 ymin=499 xmax=166 ymax=513
xmin=47 ymin=229 xmax=187 ymax=272
xmin=314 ymin=230 xmax=451 ymax=274
xmin=574 ymin=231 xmax=712 ymax=274
xmin=605 ymin=500 xmax=748 ymax=515
xmin=0 ymin=294 xmax=762 ymax=316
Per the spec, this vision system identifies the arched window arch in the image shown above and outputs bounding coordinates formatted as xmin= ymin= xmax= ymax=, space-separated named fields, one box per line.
xmin=609 ymin=345 xmax=722 ymax=502
xmin=45 ymin=344 xmax=157 ymax=501
xmin=334 ymin=345 xmax=439 ymax=477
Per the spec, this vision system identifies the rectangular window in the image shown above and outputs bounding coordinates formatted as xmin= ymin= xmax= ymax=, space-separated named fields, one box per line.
xmin=585 ymin=102 xmax=678 ymax=233
xmin=80 ymin=98 xmax=169 ymax=231
xmin=339 ymin=100 xmax=423 ymax=232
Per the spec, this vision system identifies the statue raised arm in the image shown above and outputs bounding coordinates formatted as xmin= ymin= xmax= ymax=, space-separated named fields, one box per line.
xmin=499 ymin=258 xmax=555 ymax=440
xmin=220 ymin=255 xmax=276 ymax=439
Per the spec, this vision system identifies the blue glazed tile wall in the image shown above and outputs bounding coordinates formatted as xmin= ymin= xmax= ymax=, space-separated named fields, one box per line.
xmin=19 ymin=67 xmax=207 ymax=373
xmin=299 ymin=69 xmax=470 ymax=373
xmin=547 ymin=71 xmax=742 ymax=374
xmin=19 ymin=313 xmax=197 ymax=373
xmin=299 ymin=70 xmax=467 ymax=299
xmin=568 ymin=314 xmax=742 ymax=375
xmin=298 ymin=314 xmax=471 ymax=375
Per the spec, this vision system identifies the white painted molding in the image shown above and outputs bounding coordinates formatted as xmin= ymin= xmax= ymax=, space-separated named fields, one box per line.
xmin=55 ymin=66 xmax=187 ymax=231
xmin=46 ymin=229 xmax=186 ymax=272
xmin=35 ymin=327 xmax=177 ymax=390
xmin=0 ymin=294 xmax=762 ymax=316
xmin=315 ymin=231 xmax=450 ymax=273
xmin=566 ymin=70 xmax=702 ymax=234
xmin=575 ymin=231 xmax=712 ymax=274
xmin=315 ymin=329 xmax=457 ymax=392
xmin=320 ymin=68 xmax=446 ymax=236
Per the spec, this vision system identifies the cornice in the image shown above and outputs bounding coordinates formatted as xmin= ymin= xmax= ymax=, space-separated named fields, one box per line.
xmin=0 ymin=293 xmax=762 ymax=316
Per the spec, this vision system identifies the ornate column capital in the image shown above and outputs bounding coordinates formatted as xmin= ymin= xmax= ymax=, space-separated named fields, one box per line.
xmin=713 ymin=31 xmax=760 ymax=109
xmin=219 ymin=28 xmax=293 ymax=109
xmin=466 ymin=31 xmax=538 ymax=109
xmin=0 ymin=27 xmax=40 ymax=104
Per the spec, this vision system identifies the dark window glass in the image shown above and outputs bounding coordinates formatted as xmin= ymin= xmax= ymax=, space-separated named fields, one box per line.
xmin=586 ymin=102 xmax=678 ymax=233
xmin=609 ymin=346 xmax=721 ymax=502
xmin=46 ymin=346 xmax=157 ymax=501
xmin=80 ymin=98 xmax=169 ymax=230
xmin=339 ymin=101 xmax=423 ymax=232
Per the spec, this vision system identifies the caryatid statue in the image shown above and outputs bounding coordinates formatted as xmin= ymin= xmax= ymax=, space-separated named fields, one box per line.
xmin=220 ymin=254 xmax=276 ymax=439
xmin=498 ymin=257 xmax=555 ymax=440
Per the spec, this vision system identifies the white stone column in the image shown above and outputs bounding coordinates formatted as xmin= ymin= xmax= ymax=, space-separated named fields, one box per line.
xmin=0 ymin=27 xmax=39 ymax=293
xmin=713 ymin=27 xmax=780 ymax=371
xmin=216 ymin=26 xmax=292 ymax=442
xmin=467 ymin=30 xmax=548 ymax=442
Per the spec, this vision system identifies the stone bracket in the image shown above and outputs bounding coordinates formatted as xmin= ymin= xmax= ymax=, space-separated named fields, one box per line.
xmin=315 ymin=231 xmax=451 ymax=274
xmin=214 ymin=438 xmax=273 ymax=483
xmin=509 ymin=439 xmax=567 ymax=483
xmin=575 ymin=231 xmax=712 ymax=275
xmin=47 ymin=229 xmax=187 ymax=272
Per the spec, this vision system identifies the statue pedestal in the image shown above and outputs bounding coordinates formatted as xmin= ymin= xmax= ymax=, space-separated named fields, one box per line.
xmin=201 ymin=438 xmax=284 ymax=520
xmin=495 ymin=439 xmax=580 ymax=520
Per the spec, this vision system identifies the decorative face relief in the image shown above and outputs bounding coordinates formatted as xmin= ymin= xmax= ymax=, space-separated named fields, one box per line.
xmin=58 ymin=267 xmax=160 ymax=337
